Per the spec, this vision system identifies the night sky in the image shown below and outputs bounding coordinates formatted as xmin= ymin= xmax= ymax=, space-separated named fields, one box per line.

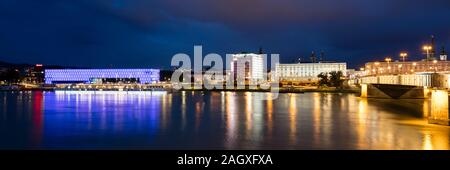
xmin=1 ymin=0 xmax=450 ymax=69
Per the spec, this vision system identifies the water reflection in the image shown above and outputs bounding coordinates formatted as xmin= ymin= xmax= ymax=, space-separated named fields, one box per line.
xmin=423 ymin=131 xmax=433 ymax=150
xmin=289 ymin=94 xmax=297 ymax=144
xmin=266 ymin=93 xmax=273 ymax=138
xmin=245 ymin=92 xmax=252 ymax=132
xmin=0 ymin=91 xmax=450 ymax=149
xmin=430 ymin=90 xmax=449 ymax=121
xmin=225 ymin=92 xmax=237 ymax=148
xmin=181 ymin=91 xmax=187 ymax=129
xmin=356 ymin=98 xmax=368 ymax=149
xmin=31 ymin=91 xmax=43 ymax=147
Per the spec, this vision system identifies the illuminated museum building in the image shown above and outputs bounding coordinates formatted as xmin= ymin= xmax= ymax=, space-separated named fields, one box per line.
xmin=44 ymin=69 xmax=160 ymax=84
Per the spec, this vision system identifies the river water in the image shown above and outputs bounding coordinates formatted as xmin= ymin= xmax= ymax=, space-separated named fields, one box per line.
xmin=1 ymin=91 xmax=449 ymax=149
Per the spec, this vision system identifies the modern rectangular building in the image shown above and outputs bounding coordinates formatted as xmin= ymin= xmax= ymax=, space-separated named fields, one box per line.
xmin=230 ymin=53 xmax=264 ymax=84
xmin=274 ymin=62 xmax=347 ymax=83
xmin=44 ymin=69 xmax=160 ymax=84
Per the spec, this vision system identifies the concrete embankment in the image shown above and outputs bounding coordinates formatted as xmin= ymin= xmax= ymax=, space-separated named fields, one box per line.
xmin=177 ymin=87 xmax=360 ymax=94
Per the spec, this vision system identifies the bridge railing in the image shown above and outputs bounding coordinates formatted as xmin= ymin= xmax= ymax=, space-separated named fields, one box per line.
xmin=359 ymin=74 xmax=435 ymax=87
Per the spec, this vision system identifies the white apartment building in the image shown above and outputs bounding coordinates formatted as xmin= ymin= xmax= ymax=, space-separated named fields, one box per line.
xmin=274 ymin=62 xmax=347 ymax=83
xmin=230 ymin=53 xmax=264 ymax=84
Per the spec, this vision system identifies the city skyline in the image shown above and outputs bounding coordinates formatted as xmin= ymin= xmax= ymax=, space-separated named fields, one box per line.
xmin=3 ymin=1 xmax=450 ymax=168
xmin=1 ymin=0 xmax=450 ymax=69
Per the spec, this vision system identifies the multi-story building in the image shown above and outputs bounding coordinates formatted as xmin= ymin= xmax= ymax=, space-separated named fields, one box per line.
xmin=23 ymin=64 xmax=44 ymax=84
xmin=44 ymin=69 xmax=160 ymax=84
xmin=274 ymin=62 xmax=347 ymax=83
xmin=230 ymin=53 xmax=264 ymax=84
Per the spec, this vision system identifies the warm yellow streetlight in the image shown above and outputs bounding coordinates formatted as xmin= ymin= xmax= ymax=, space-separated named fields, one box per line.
xmin=423 ymin=45 xmax=432 ymax=60
xmin=433 ymin=59 xmax=438 ymax=72
xmin=400 ymin=52 xmax=408 ymax=62
xmin=385 ymin=57 xmax=392 ymax=63
xmin=385 ymin=57 xmax=392 ymax=73
xmin=397 ymin=64 xmax=403 ymax=74
xmin=423 ymin=45 xmax=432 ymax=51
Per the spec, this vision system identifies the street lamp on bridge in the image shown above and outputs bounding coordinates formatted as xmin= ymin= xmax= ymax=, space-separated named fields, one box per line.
xmin=400 ymin=52 xmax=408 ymax=62
xmin=433 ymin=59 xmax=438 ymax=72
xmin=385 ymin=57 xmax=392 ymax=74
xmin=423 ymin=45 xmax=433 ymax=60
xmin=384 ymin=57 xmax=392 ymax=63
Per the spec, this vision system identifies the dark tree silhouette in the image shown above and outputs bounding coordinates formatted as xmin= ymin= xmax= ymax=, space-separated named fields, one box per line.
xmin=317 ymin=72 xmax=329 ymax=87
xmin=317 ymin=71 xmax=344 ymax=88
xmin=329 ymin=71 xmax=344 ymax=88
xmin=0 ymin=68 xmax=20 ymax=83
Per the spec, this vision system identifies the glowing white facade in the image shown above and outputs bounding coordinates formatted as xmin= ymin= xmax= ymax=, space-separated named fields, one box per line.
xmin=230 ymin=53 xmax=264 ymax=83
xmin=274 ymin=62 xmax=347 ymax=82
xmin=44 ymin=69 xmax=160 ymax=84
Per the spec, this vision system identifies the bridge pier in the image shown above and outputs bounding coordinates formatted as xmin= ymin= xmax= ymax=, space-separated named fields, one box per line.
xmin=360 ymin=84 xmax=430 ymax=99
xmin=429 ymin=89 xmax=450 ymax=126
xmin=358 ymin=73 xmax=450 ymax=125
xmin=360 ymin=84 xmax=450 ymax=126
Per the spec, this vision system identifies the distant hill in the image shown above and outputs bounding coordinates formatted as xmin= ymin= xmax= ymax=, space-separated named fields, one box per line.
xmin=0 ymin=60 xmax=83 ymax=69
xmin=0 ymin=61 xmax=32 ymax=67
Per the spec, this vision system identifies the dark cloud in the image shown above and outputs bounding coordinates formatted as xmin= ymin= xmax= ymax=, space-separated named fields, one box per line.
xmin=1 ymin=0 xmax=450 ymax=68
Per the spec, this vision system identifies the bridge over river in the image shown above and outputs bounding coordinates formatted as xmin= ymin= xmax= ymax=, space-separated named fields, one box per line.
xmin=355 ymin=72 xmax=450 ymax=126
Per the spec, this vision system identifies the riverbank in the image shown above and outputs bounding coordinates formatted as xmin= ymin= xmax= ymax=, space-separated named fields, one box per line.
xmin=0 ymin=87 xmax=54 ymax=91
xmin=1 ymin=85 xmax=360 ymax=94
xmin=178 ymin=87 xmax=360 ymax=94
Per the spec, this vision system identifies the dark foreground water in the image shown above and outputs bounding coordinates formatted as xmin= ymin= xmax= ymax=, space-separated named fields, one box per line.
xmin=1 ymin=91 xmax=449 ymax=150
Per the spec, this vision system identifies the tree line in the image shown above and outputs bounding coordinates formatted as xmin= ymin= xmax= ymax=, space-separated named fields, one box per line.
xmin=317 ymin=71 xmax=344 ymax=88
